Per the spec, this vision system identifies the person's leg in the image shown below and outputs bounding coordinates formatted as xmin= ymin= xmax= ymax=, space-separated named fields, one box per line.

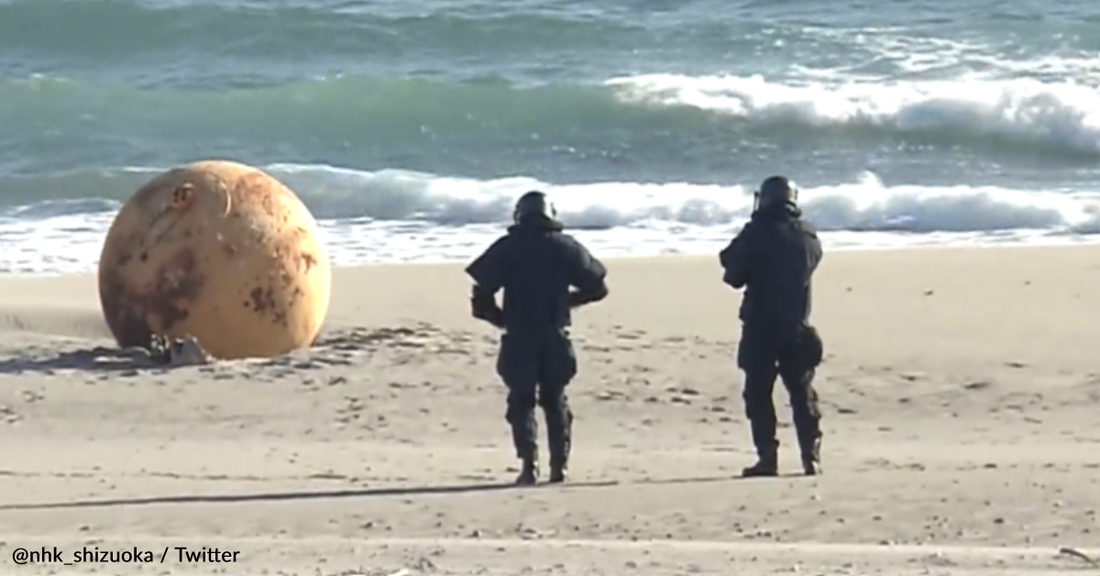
xmin=738 ymin=325 xmax=781 ymax=477
xmin=497 ymin=333 xmax=541 ymax=484
xmin=538 ymin=330 xmax=578 ymax=483
xmin=779 ymin=363 xmax=822 ymax=475
xmin=778 ymin=325 xmax=824 ymax=475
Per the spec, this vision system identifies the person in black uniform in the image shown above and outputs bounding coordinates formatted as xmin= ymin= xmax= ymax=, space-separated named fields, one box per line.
xmin=719 ymin=176 xmax=825 ymax=477
xmin=465 ymin=191 xmax=609 ymax=485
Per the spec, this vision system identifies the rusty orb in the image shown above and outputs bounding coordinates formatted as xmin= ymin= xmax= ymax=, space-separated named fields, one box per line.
xmin=97 ymin=160 xmax=332 ymax=360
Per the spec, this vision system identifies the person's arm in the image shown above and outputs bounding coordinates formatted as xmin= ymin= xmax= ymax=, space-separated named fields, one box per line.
xmin=464 ymin=237 xmax=509 ymax=327
xmin=804 ymin=224 xmax=823 ymax=275
xmin=564 ymin=236 xmax=609 ymax=308
xmin=719 ymin=223 xmax=754 ymax=289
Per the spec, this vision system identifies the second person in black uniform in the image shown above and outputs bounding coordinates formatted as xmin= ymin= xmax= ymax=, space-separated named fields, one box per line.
xmin=719 ymin=176 xmax=825 ymax=477
xmin=465 ymin=191 xmax=609 ymax=485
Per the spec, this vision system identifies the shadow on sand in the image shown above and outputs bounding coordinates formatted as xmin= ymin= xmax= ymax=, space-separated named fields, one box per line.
xmin=0 ymin=346 xmax=171 ymax=376
xmin=0 ymin=480 xmax=624 ymax=511
xmin=0 ymin=472 xmax=815 ymax=511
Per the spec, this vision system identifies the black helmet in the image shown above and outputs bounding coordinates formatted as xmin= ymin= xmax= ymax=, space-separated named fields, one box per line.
xmin=513 ymin=190 xmax=557 ymax=224
xmin=754 ymin=175 xmax=798 ymax=211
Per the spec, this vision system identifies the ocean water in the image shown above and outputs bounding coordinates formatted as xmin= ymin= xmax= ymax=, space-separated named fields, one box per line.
xmin=2 ymin=0 xmax=1100 ymax=274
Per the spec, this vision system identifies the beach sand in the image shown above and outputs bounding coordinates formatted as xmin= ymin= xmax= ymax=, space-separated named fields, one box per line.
xmin=1 ymin=246 xmax=1099 ymax=575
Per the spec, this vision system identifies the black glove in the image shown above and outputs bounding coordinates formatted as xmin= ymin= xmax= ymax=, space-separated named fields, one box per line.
xmin=472 ymin=305 xmax=505 ymax=328
xmin=568 ymin=284 xmax=608 ymax=308
xmin=470 ymin=291 xmax=505 ymax=328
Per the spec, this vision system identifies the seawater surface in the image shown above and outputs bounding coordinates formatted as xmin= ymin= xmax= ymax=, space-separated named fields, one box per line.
xmin=2 ymin=0 xmax=1099 ymax=273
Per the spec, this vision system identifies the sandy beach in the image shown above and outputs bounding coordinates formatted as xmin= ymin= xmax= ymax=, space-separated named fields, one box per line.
xmin=1 ymin=246 xmax=1099 ymax=575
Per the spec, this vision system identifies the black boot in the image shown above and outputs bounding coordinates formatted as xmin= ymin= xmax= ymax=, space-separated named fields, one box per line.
xmin=544 ymin=401 xmax=572 ymax=484
xmin=515 ymin=452 xmax=539 ymax=486
xmin=506 ymin=394 xmax=539 ymax=485
xmin=741 ymin=444 xmax=779 ymax=478
xmin=800 ymin=436 xmax=822 ymax=476
xmin=787 ymin=366 xmax=823 ymax=476
xmin=549 ymin=457 xmax=568 ymax=483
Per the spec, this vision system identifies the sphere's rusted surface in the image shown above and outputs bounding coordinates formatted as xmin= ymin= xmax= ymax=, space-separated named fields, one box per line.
xmin=97 ymin=160 xmax=332 ymax=360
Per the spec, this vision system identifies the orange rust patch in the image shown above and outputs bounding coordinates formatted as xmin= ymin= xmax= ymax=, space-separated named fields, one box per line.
xmin=247 ymin=285 xmax=288 ymax=327
xmin=99 ymin=249 xmax=204 ymax=350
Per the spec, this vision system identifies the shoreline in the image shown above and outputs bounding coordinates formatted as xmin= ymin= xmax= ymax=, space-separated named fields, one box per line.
xmin=4 ymin=242 xmax=1100 ymax=364
xmin=3 ymin=236 xmax=1100 ymax=280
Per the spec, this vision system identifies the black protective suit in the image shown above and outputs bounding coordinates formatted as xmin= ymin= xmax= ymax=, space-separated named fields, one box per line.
xmin=719 ymin=200 xmax=824 ymax=476
xmin=465 ymin=212 xmax=608 ymax=484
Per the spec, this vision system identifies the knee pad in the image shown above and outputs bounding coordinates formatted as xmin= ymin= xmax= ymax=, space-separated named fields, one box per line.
xmin=537 ymin=389 xmax=566 ymax=411
xmin=508 ymin=389 xmax=537 ymax=409
xmin=742 ymin=382 xmax=773 ymax=420
xmin=506 ymin=390 xmax=536 ymax=421
xmin=741 ymin=388 xmax=758 ymax=419
xmin=742 ymin=382 xmax=770 ymax=404
xmin=786 ymin=381 xmax=809 ymax=402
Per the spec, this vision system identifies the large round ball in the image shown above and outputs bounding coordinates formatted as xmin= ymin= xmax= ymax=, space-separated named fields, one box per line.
xmin=97 ymin=160 xmax=332 ymax=360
